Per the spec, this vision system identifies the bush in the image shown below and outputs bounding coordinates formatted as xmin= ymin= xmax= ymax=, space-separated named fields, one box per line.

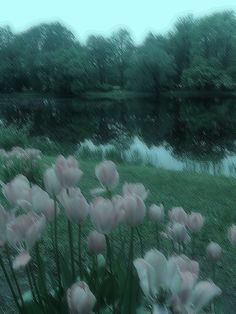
xmin=0 ymin=123 xmax=29 ymax=150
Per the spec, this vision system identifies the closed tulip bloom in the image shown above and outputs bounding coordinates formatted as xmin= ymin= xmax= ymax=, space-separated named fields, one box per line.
xmin=171 ymin=223 xmax=188 ymax=243
xmin=123 ymin=183 xmax=149 ymax=200
xmin=13 ymin=251 xmax=31 ymax=270
xmin=134 ymin=249 xmax=182 ymax=299
xmin=18 ymin=185 xmax=54 ymax=215
xmin=59 ymin=188 xmax=89 ymax=224
xmin=228 ymin=225 xmax=236 ymax=246
xmin=169 ymin=207 xmax=188 ymax=225
xmin=2 ymin=175 xmax=30 ymax=207
xmin=206 ymin=242 xmax=222 ymax=262
xmin=95 ymin=160 xmax=119 ymax=190
xmin=187 ymin=212 xmax=204 ymax=233
xmin=55 ymin=155 xmax=83 ymax=188
xmin=90 ymin=197 xmax=119 ymax=234
xmin=190 ymin=281 xmax=221 ymax=313
xmin=7 ymin=213 xmax=46 ymax=250
xmin=44 ymin=167 xmax=62 ymax=196
xmin=123 ymin=195 xmax=146 ymax=227
xmin=149 ymin=204 xmax=164 ymax=223
xmin=171 ymin=255 xmax=199 ymax=277
xmin=87 ymin=230 xmax=106 ymax=255
xmin=67 ymin=282 xmax=96 ymax=314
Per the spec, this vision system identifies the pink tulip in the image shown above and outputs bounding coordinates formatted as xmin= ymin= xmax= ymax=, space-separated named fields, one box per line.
xmin=149 ymin=204 xmax=164 ymax=223
xmin=87 ymin=230 xmax=106 ymax=255
xmin=123 ymin=183 xmax=149 ymax=200
xmin=171 ymin=223 xmax=188 ymax=243
xmin=169 ymin=207 xmax=188 ymax=225
xmin=13 ymin=251 xmax=31 ymax=270
xmin=187 ymin=212 xmax=204 ymax=233
xmin=59 ymin=188 xmax=89 ymax=224
xmin=228 ymin=224 xmax=236 ymax=246
xmin=95 ymin=160 xmax=119 ymax=190
xmin=171 ymin=255 xmax=199 ymax=277
xmin=190 ymin=281 xmax=221 ymax=313
xmin=7 ymin=213 xmax=46 ymax=250
xmin=2 ymin=175 xmax=30 ymax=207
xmin=17 ymin=185 xmax=54 ymax=215
xmin=123 ymin=195 xmax=146 ymax=227
xmin=90 ymin=197 xmax=119 ymax=234
xmin=44 ymin=167 xmax=62 ymax=196
xmin=206 ymin=242 xmax=222 ymax=262
xmin=67 ymin=282 xmax=96 ymax=314
xmin=55 ymin=155 xmax=83 ymax=188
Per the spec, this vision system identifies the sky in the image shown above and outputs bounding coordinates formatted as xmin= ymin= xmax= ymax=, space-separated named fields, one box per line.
xmin=1 ymin=0 xmax=236 ymax=43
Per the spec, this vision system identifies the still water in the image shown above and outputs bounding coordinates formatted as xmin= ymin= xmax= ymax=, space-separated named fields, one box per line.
xmin=0 ymin=93 xmax=236 ymax=177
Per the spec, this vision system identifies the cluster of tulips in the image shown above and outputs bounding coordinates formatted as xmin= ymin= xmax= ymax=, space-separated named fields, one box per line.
xmin=0 ymin=155 xmax=235 ymax=313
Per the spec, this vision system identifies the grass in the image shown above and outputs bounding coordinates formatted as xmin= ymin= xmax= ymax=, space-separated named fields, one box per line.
xmin=1 ymin=157 xmax=236 ymax=313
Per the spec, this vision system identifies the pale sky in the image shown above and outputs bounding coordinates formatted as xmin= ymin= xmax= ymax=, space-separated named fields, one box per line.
xmin=1 ymin=0 xmax=236 ymax=43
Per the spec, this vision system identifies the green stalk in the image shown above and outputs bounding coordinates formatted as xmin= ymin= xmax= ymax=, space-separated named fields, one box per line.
xmin=78 ymin=224 xmax=83 ymax=279
xmin=136 ymin=227 xmax=144 ymax=257
xmin=26 ymin=266 xmax=37 ymax=303
xmin=0 ymin=254 xmax=23 ymax=313
xmin=5 ymin=245 xmax=25 ymax=310
xmin=35 ymin=242 xmax=47 ymax=297
xmin=155 ymin=224 xmax=160 ymax=248
xmin=128 ymin=227 xmax=135 ymax=314
xmin=68 ymin=220 xmax=75 ymax=280
xmin=53 ymin=197 xmax=62 ymax=291
xmin=105 ymin=235 xmax=113 ymax=274
xmin=29 ymin=263 xmax=46 ymax=314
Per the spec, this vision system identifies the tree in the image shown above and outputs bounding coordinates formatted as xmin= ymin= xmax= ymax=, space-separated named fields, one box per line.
xmin=110 ymin=28 xmax=134 ymax=87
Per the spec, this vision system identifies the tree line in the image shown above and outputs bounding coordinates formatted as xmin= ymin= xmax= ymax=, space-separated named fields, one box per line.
xmin=0 ymin=10 xmax=236 ymax=96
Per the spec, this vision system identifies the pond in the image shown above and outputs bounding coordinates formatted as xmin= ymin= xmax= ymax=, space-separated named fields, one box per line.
xmin=0 ymin=93 xmax=236 ymax=177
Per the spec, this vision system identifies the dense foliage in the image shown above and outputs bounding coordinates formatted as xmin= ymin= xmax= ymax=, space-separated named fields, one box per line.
xmin=1 ymin=11 xmax=236 ymax=95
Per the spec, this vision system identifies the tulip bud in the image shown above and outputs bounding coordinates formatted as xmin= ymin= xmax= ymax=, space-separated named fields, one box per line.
xmin=67 ymin=282 xmax=96 ymax=314
xmin=2 ymin=175 xmax=30 ymax=207
xmin=123 ymin=183 xmax=149 ymax=200
xmin=44 ymin=167 xmax=62 ymax=196
xmin=95 ymin=160 xmax=119 ymax=190
xmin=13 ymin=251 xmax=31 ymax=270
xmin=187 ymin=212 xmax=204 ymax=233
xmin=172 ymin=223 xmax=188 ymax=243
xmin=87 ymin=230 xmax=106 ymax=255
xmin=123 ymin=195 xmax=146 ymax=227
xmin=59 ymin=188 xmax=89 ymax=225
xmin=55 ymin=155 xmax=83 ymax=188
xmin=149 ymin=204 xmax=164 ymax=223
xmin=90 ymin=198 xmax=119 ymax=234
xmin=169 ymin=207 xmax=188 ymax=225
xmin=206 ymin=242 xmax=222 ymax=262
xmin=228 ymin=225 xmax=236 ymax=246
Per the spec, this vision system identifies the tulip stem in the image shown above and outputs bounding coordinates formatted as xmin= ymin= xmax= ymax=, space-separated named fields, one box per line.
xmin=26 ymin=266 xmax=37 ymax=302
xmin=53 ymin=197 xmax=62 ymax=292
xmin=136 ymin=227 xmax=144 ymax=257
xmin=155 ymin=224 xmax=160 ymax=248
xmin=29 ymin=263 xmax=46 ymax=314
xmin=78 ymin=224 xmax=83 ymax=279
xmin=0 ymin=254 xmax=23 ymax=314
xmin=128 ymin=227 xmax=135 ymax=314
xmin=105 ymin=235 xmax=113 ymax=274
xmin=5 ymin=244 xmax=25 ymax=310
xmin=68 ymin=220 xmax=75 ymax=280
xmin=35 ymin=242 xmax=47 ymax=297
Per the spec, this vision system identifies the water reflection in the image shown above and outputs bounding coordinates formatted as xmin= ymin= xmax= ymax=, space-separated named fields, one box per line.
xmin=0 ymin=94 xmax=236 ymax=176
